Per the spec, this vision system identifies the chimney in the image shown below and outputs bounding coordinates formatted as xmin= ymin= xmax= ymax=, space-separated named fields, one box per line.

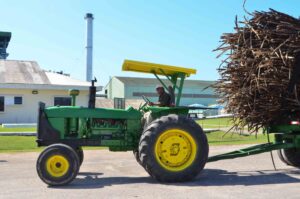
xmin=85 ymin=13 xmax=94 ymax=82
xmin=0 ymin=31 xmax=11 ymax=59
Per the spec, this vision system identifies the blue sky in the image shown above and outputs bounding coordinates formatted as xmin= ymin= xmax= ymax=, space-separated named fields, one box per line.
xmin=1 ymin=0 xmax=300 ymax=86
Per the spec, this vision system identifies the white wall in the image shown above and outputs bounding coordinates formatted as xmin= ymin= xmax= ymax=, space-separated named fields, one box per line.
xmin=124 ymin=84 xmax=218 ymax=106
xmin=105 ymin=77 xmax=124 ymax=99
xmin=0 ymin=88 xmax=89 ymax=124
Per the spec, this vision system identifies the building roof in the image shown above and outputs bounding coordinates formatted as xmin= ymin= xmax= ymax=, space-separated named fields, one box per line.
xmin=112 ymin=76 xmax=216 ymax=87
xmin=0 ymin=60 xmax=101 ymax=90
xmin=45 ymin=72 xmax=90 ymax=86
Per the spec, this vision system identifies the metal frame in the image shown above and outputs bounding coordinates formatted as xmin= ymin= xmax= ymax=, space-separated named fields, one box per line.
xmin=153 ymin=70 xmax=186 ymax=106
xmin=208 ymin=126 xmax=300 ymax=162
xmin=122 ymin=60 xmax=196 ymax=107
xmin=208 ymin=142 xmax=294 ymax=162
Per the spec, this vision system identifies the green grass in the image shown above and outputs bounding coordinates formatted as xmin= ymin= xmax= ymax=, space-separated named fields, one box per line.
xmin=0 ymin=127 xmax=36 ymax=132
xmin=0 ymin=136 xmax=39 ymax=152
xmin=206 ymin=131 xmax=273 ymax=145
xmin=197 ymin=117 xmax=272 ymax=145
xmin=0 ymin=131 xmax=272 ymax=152
xmin=197 ymin=117 xmax=233 ymax=129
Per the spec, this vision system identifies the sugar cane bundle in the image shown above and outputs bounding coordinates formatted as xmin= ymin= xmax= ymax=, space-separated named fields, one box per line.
xmin=215 ymin=9 xmax=300 ymax=132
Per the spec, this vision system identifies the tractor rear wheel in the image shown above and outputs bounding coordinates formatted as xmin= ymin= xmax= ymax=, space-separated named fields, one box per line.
xmin=133 ymin=149 xmax=142 ymax=165
xmin=277 ymin=148 xmax=300 ymax=167
xmin=36 ymin=144 xmax=80 ymax=186
xmin=139 ymin=114 xmax=208 ymax=182
xmin=134 ymin=112 xmax=154 ymax=166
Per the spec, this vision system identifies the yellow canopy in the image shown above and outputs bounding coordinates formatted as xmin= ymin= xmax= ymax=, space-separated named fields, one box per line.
xmin=122 ymin=60 xmax=197 ymax=77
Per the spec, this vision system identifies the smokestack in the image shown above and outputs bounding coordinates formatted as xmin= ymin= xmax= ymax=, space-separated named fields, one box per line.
xmin=0 ymin=31 xmax=11 ymax=60
xmin=85 ymin=13 xmax=94 ymax=82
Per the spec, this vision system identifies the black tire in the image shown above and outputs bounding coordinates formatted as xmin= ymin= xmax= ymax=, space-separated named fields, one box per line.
xmin=278 ymin=148 xmax=300 ymax=167
xmin=133 ymin=149 xmax=142 ymax=166
xmin=36 ymin=144 xmax=80 ymax=186
xmin=75 ymin=147 xmax=84 ymax=166
xmin=134 ymin=113 xmax=154 ymax=166
xmin=139 ymin=114 xmax=209 ymax=182
xmin=277 ymin=149 xmax=291 ymax=165
xmin=142 ymin=112 xmax=154 ymax=130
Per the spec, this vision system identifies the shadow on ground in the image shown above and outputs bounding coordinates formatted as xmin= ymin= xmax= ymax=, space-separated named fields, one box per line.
xmin=0 ymin=160 xmax=7 ymax=163
xmin=186 ymin=169 xmax=300 ymax=186
xmin=51 ymin=168 xmax=300 ymax=189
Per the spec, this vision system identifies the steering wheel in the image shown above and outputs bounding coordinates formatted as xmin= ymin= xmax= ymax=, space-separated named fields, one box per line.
xmin=139 ymin=95 xmax=152 ymax=111
xmin=141 ymin=95 xmax=151 ymax=104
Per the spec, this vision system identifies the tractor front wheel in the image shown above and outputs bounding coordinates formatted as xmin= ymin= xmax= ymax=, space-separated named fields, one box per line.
xmin=75 ymin=147 xmax=84 ymax=166
xmin=138 ymin=114 xmax=208 ymax=182
xmin=36 ymin=144 xmax=80 ymax=186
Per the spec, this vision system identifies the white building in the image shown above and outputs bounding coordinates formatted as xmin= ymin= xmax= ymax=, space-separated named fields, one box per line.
xmin=104 ymin=76 xmax=218 ymax=106
xmin=0 ymin=60 xmax=101 ymax=123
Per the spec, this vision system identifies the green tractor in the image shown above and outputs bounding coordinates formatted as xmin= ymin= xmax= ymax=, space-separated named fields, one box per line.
xmin=36 ymin=60 xmax=209 ymax=186
xmin=36 ymin=60 xmax=300 ymax=186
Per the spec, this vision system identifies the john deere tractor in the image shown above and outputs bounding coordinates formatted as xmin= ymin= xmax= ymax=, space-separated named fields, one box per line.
xmin=36 ymin=60 xmax=209 ymax=186
xmin=36 ymin=59 xmax=300 ymax=186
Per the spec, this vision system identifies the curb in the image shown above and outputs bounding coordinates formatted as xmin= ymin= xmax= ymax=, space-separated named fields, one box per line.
xmin=0 ymin=132 xmax=36 ymax=136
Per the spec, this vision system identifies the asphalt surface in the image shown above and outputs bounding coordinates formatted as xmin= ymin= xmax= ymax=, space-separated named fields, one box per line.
xmin=1 ymin=146 xmax=300 ymax=199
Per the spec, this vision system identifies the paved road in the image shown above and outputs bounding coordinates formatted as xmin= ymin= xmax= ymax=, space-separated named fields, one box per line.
xmin=1 ymin=146 xmax=300 ymax=199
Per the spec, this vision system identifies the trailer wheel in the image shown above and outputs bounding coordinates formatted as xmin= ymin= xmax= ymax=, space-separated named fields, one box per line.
xmin=36 ymin=144 xmax=80 ymax=186
xmin=277 ymin=149 xmax=291 ymax=165
xmin=75 ymin=147 xmax=84 ymax=166
xmin=139 ymin=114 xmax=208 ymax=182
xmin=278 ymin=148 xmax=300 ymax=167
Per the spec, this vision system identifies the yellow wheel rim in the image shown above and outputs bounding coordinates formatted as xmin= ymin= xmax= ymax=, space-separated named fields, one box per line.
xmin=46 ymin=155 xmax=70 ymax=178
xmin=155 ymin=129 xmax=197 ymax=172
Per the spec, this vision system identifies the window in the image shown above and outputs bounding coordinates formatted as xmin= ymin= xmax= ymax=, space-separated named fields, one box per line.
xmin=54 ymin=97 xmax=71 ymax=106
xmin=132 ymin=92 xmax=219 ymax=98
xmin=0 ymin=96 xmax=4 ymax=112
xmin=14 ymin=96 xmax=22 ymax=105
xmin=114 ymin=98 xmax=125 ymax=109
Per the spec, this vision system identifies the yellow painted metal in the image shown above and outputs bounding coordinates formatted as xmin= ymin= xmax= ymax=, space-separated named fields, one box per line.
xmin=155 ymin=129 xmax=197 ymax=172
xmin=46 ymin=155 xmax=70 ymax=178
xmin=122 ymin=60 xmax=197 ymax=77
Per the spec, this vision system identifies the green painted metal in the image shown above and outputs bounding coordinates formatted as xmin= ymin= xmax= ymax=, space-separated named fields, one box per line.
xmin=208 ymin=142 xmax=294 ymax=162
xmin=42 ymin=101 xmax=191 ymax=151
xmin=208 ymin=125 xmax=300 ymax=162
xmin=153 ymin=70 xmax=187 ymax=106
xmin=153 ymin=72 xmax=169 ymax=92
xmin=146 ymin=106 xmax=189 ymax=121
xmin=176 ymin=73 xmax=185 ymax=106
xmin=69 ymin=89 xmax=80 ymax=106
xmin=269 ymin=124 xmax=300 ymax=133
xmin=45 ymin=106 xmax=142 ymax=151
xmin=68 ymin=90 xmax=80 ymax=132
xmin=38 ymin=63 xmax=195 ymax=152
xmin=45 ymin=106 xmax=141 ymax=119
